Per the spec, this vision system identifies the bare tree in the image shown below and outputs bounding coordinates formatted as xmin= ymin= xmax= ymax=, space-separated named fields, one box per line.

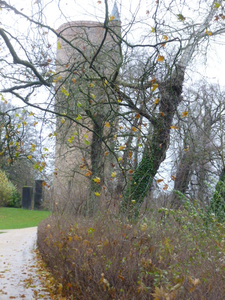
xmin=0 ymin=0 xmax=225 ymax=215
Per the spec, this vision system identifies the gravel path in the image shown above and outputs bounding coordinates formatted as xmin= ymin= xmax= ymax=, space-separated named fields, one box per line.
xmin=0 ymin=227 xmax=51 ymax=299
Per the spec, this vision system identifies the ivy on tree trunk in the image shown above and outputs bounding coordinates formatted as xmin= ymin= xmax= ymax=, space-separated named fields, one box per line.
xmin=121 ymin=65 xmax=185 ymax=217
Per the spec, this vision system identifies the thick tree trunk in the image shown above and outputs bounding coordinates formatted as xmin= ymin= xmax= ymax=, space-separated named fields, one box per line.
xmin=121 ymin=65 xmax=185 ymax=216
xmin=85 ymin=116 xmax=104 ymax=215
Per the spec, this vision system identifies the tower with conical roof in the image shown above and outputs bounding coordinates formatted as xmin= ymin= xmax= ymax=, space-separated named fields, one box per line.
xmin=53 ymin=2 xmax=122 ymax=211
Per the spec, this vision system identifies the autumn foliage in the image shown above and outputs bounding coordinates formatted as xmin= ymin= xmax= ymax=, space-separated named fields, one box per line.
xmin=37 ymin=202 xmax=225 ymax=299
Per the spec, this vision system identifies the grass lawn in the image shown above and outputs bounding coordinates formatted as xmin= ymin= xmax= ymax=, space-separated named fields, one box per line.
xmin=0 ymin=207 xmax=51 ymax=229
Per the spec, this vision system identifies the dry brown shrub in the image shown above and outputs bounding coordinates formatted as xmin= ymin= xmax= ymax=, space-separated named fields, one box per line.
xmin=37 ymin=207 xmax=225 ymax=299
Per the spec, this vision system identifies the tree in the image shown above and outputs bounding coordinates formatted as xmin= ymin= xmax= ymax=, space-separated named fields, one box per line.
xmin=0 ymin=0 xmax=225 ymax=216
xmin=170 ymin=83 xmax=225 ymax=206
xmin=0 ymin=100 xmax=48 ymax=193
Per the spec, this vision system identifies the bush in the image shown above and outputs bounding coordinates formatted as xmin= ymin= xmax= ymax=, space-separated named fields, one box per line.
xmin=37 ymin=203 xmax=225 ymax=300
xmin=210 ymin=179 xmax=225 ymax=222
xmin=6 ymin=189 xmax=21 ymax=208
xmin=0 ymin=170 xmax=18 ymax=207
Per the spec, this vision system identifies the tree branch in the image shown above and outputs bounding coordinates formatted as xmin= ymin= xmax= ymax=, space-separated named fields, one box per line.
xmin=0 ymin=28 xmax=51 ymax=87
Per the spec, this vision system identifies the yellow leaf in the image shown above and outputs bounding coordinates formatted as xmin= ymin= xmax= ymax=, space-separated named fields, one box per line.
xmin=105 ymin=122 xmax=110 ymax=128
xmin=152 ymin=286 xmax=170 ymax=300
xmin=170 ymin=281 xmax=183 ymax=291
xmin=159 ymin=112 xmax=165 ymax=117
xmin=27 ymin=155 xmax=32 ymax=160
xmin=117 ymin=99 xmax=122 ymax=103
xmin=156 ymin=179 xmax=163 ymax=183
xmin=111 ymin=171 xmax=117 ymax=178
xmin=151 ymin=27 xmax=155 ymax=33
xmin=61 ymin=118 xmax=65 ymax=124
xmin=184 ymin=146 xmax=189 ymax=152
xmin=189 ymin=276 xmax=201 ymax=291
xmin=118 ymin=157 xmax=122 ymax=162
xmin=189 ymin=276 xmax=200 ymax=286
xmin=85 ymin=170 xmax=93 ymax=177
xmin=154 ymin=98 xmax=160 ymax=104
xmin=94 ymin=192 xmax=100 ymax=196
xmin=104 ymin=151 xmax=109 ymax=156
xmin=76 ymin=115 xmax=82 ymax=121
xmin=150 ymin=77 xmax=157 ymax=84
xmin=53 ymin=75 xmax=62 ymax=83
xmin=163 ymin=35 xmax=168 ymax=41
xmin=131 ymin=126 xmax=137 ymax=132
xmin=214 ymin=2 xmax=221 ymax=8
xmin=157 ymin=55 xmax=165 ymax=62
xmin=33 ymin=121 xmax=38 ymax=126
xmin=163 ymin=184 xmax=168 ymax=190
xmin=72 ymin=78 xmax=76 ymax=84
xmin=182 ymin=111 xmax=188 ymax=117
xmin=119 ymin=145 xmax=125 ymax=151
xmin=205 ymin=29 xmax=212 ymax=36
xmin=57 ymin=41 xmax=61 ymax=49
xmin=135 ymin=113 xmax=140 ymax=119
xmin=90 ymin=93 xmax=95 ymax=99
xmin=151 ymin=83 xmax=159 ymax=91
xmin=109 ymin=15 xmax=115 ymax=21
xmin=93 ymin=177 xmax=101 ymax=184
xmin=89 ymin=83 xmax=95 ymax=88
xmin=171 ymin=175 xmax=176 ymax=181
xmin=22 ymin=121 xmax=27 ymax=125
xmin=61 ymin=86 xmax=69 ymax=97
xmin=28 ymin=112 xmax=35 ymax=116
xmin=170 ymin=125 xmax=179 ymax=130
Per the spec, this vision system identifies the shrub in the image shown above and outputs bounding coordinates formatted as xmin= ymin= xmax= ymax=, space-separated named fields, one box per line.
xmin=210 ymin=179 xmax=225 ymax=222
xmin=37 ymin=202 xmax=225 ymax=300
xmin=6 ymin=189 xmax=21 ymax=208
xmin=0 ymin=170 xmax=18 ymax=207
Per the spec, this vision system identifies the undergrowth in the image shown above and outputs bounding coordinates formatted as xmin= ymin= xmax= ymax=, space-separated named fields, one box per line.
xmin=37 ymin=200 xmax=225 ymax=299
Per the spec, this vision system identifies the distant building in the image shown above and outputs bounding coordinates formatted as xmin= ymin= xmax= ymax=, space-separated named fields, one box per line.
xmin=53 ymin=2 xmax=122 ymax=211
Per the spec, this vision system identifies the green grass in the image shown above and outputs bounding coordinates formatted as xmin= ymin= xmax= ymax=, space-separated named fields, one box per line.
xmin=0 ymin=207 xmax=51 ymax=229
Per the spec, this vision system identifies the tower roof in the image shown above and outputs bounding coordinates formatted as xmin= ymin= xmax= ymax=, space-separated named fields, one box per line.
xmin=111 ymin=1 xmax=120 ymax=21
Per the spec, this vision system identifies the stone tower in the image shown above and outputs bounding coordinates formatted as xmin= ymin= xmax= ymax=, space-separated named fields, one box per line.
xmin=53 ymin=2 xmax=122 ymax=210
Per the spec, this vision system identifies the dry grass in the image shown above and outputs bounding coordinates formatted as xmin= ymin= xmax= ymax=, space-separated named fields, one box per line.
xmin=37 ymin=203 xmax=225 ymax=299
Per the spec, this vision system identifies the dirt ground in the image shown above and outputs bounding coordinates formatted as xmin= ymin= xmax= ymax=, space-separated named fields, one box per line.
xmin=0 ymin=227 xmax=51 ymax=299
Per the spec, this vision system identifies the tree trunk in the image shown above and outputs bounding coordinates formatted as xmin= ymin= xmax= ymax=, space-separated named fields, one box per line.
xmin=121 ymin=65 xmax=185 ymax=216
xmin=171 ymin=151 xmax=193 ymax=207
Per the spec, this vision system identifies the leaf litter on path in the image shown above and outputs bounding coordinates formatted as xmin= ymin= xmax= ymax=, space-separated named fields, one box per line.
xmin=0 ymin=227 xmax=52 ymax=299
